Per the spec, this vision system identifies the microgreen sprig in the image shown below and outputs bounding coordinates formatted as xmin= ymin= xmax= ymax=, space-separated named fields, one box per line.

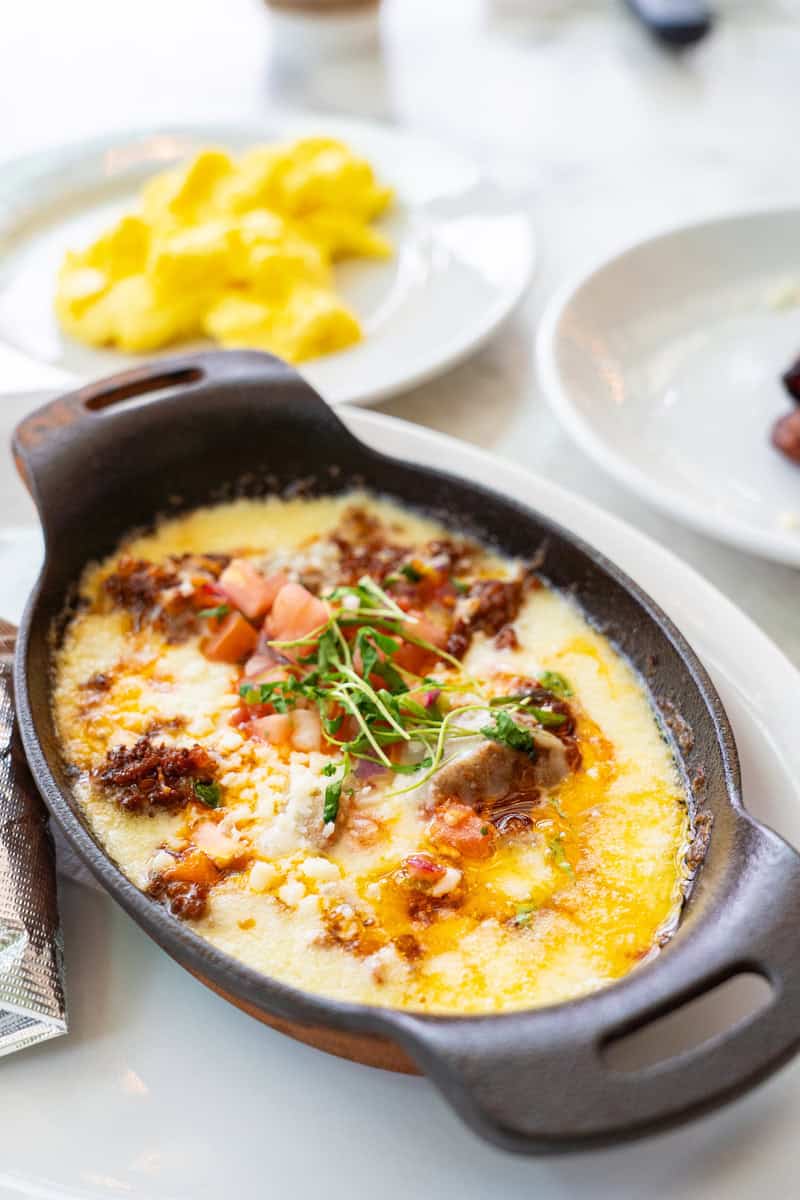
xmin=238 ymin=574 xmax=565 ymax=822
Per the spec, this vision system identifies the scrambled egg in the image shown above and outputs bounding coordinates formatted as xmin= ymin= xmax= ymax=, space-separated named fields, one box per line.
xmin=55 ymin=139 xmax=393 ymax=362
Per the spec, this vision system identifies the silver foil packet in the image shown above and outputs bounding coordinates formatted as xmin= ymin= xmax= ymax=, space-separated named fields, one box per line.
xmin=0 ymin=620 xmax=66 ymax=1055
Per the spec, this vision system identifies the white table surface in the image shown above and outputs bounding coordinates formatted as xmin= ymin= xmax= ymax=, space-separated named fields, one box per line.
xmin=1 ymin=0 xmax=799 ymax=1190
xmin=7 ymin=0 xmax=796 ymax=663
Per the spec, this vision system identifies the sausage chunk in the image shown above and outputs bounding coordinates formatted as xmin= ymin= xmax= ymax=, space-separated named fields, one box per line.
xmin=430 ymin=726 xmax=573 ymax=812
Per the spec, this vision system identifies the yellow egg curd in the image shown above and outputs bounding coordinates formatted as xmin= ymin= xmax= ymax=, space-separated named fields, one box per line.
xmin=54 ymin=138 xmax=392 ymax=362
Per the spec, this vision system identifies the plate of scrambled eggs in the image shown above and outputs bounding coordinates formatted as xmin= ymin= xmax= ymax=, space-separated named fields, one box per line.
xmin=0 ymin=118 xmax=534 ymax=405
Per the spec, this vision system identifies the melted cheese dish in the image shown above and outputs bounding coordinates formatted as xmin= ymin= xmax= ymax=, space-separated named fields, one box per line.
xmin=55 ymin=138 xmax=392 ymax=362
xmin=52 ymin=494 xmax=693 ymax=1014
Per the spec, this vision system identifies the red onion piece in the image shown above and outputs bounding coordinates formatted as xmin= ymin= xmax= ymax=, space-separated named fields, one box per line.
xmin=244 ymin=653 xmax=276 ymax=678
xmin=355 ymin=758 xmax=387 ymax=781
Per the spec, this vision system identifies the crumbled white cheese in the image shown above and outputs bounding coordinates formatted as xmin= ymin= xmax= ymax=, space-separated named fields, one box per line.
xmin=297 ymin=894 xmax=322 ymax=919
xmin=256 ymin=758 xmax=326 ymax=856
xmin=301 ymin=856 xmax=341 ymax=883
xmin=365 ymin=945 xmax=410 ymax=986
xmin=278 ymin=876 xmax=307 ymax=907
xmin=429 ymin=865 xmax=462 ymax=898
xmin=187 ymin=714 xmax=216 ymax=738
xmin=216 ymin=728 xmax=244 ymax=753
xmin=249 ymin=861 xmax=278 ymax=893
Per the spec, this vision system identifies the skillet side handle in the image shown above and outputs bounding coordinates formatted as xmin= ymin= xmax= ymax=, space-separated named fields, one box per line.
xmin=388 ymin=818 xmax=800 ymax=1154
xmin=11 ymin=350 xmax=331 ymax=504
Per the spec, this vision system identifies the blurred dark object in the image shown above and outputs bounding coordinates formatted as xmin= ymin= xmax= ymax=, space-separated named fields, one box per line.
xmin=625 ymin=0 xmax=713 ymax=46
xmin=772 ymin=411 xmax=800 ymax=466
xmin=781 ymin=353 xmax=800 ymax=405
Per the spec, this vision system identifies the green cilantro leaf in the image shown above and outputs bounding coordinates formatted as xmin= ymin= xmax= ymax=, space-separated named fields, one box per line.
xmin=323 ymin=779 xmax=342 ymax=823
xmin=194 ymin=780 xmax=222 ymax=809
xmin=480 ymin=710 xmax=538 ymax=759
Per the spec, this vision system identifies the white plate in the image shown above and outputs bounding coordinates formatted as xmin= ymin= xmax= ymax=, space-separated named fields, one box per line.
xmin=1 ymin=391 xmax=800 ymax=1198
xmin=537 ymin=209 xmax=800 ymax=567
xmin=0 ymin=118 xmax=533 ymax=407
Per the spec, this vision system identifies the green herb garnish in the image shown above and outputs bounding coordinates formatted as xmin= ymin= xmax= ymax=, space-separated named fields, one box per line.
xmin=548 ymin=835 xmax=573 ymax=877
xmin=527 ymin=706 xmax=566 ymax=729
xmin=479 ymin=710 xmax=538 ymax=759
xmin=194 ymin=780 xmax=222 ymax=809
xmin=451 ymin=578 xmax=469 ymax=595
xmin=489 ymin=696 xmax=565 ymax=729
xmin=400 ymin=562 xmax=423 ymax=583
xmin=198 ymin=604 xmax=230 ymax=620
xmin=323 ymin=778 xmax=343 ymax=823
xmin=234 ymin=573 xmax=545 ymax=820
xmin=514 ymin=902 xmax=537 ymax=926
xmin=539 ymin=670 xmax=572 ymax=698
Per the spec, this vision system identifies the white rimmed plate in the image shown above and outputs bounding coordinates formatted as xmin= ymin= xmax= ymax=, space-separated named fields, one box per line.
xmin=1 ymin=390 xmax=800 ymax=1198
xmin=537 ymin=209 xmax=800 ymax=567
xmin=0 ymin=119 xmax=534 ymax=406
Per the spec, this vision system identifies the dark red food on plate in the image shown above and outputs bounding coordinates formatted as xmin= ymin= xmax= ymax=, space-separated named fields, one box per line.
xmin=781 ymin=354 xmax=800 ymax=405
xmin=772 ymin=409 xmax=800 ymax=465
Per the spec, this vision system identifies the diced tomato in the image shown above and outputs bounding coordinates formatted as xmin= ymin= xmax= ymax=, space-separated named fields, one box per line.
xmin=230 ymin=699 xmax=273 ymax=726
xmin=429 ymin=801 xmax=495 ymax=860
xmin=218 ymin=560 xmax=287 ymax=622
xmin=266 ymin=583 xmax=329 ymax=648
xmin=161 ymin=849 xmax=220 ymax=886
xmin=203 ymin=611 xmax=258 ymax=663
xmin=192 ymin=822 xmax=243 ymax=867
xmin=394 ymin=612 xmax=448 ymax=675
xmin=192 ymin=581 xmax=227 ymax=607
xmin=229 ymin=705 xmax=252 ymax=727
xmin=251 ymin=713 xmax=293 ymax=746
xmin=291 ymin=708 xmax=322 ymax=752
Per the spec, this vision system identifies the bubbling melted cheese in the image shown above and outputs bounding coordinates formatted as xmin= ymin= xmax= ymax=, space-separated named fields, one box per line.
xmin=52 ymin=493 xmax=691 ymax=1014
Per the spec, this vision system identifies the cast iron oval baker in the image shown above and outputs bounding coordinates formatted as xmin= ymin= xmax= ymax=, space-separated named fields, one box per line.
xmin=12 ymin=350 xmax=800 ymax=1153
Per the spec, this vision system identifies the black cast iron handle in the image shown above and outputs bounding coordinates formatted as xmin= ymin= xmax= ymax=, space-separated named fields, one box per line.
xmin=388 ymin=813 xmax=800 ymax=1152
xmin=13 ymin=350 xmax=343 ymax=485
xmin=12 ymin=351 xmax=359 ymax=544
xmin=14 ymin=350 xmax=800 ymax=1151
